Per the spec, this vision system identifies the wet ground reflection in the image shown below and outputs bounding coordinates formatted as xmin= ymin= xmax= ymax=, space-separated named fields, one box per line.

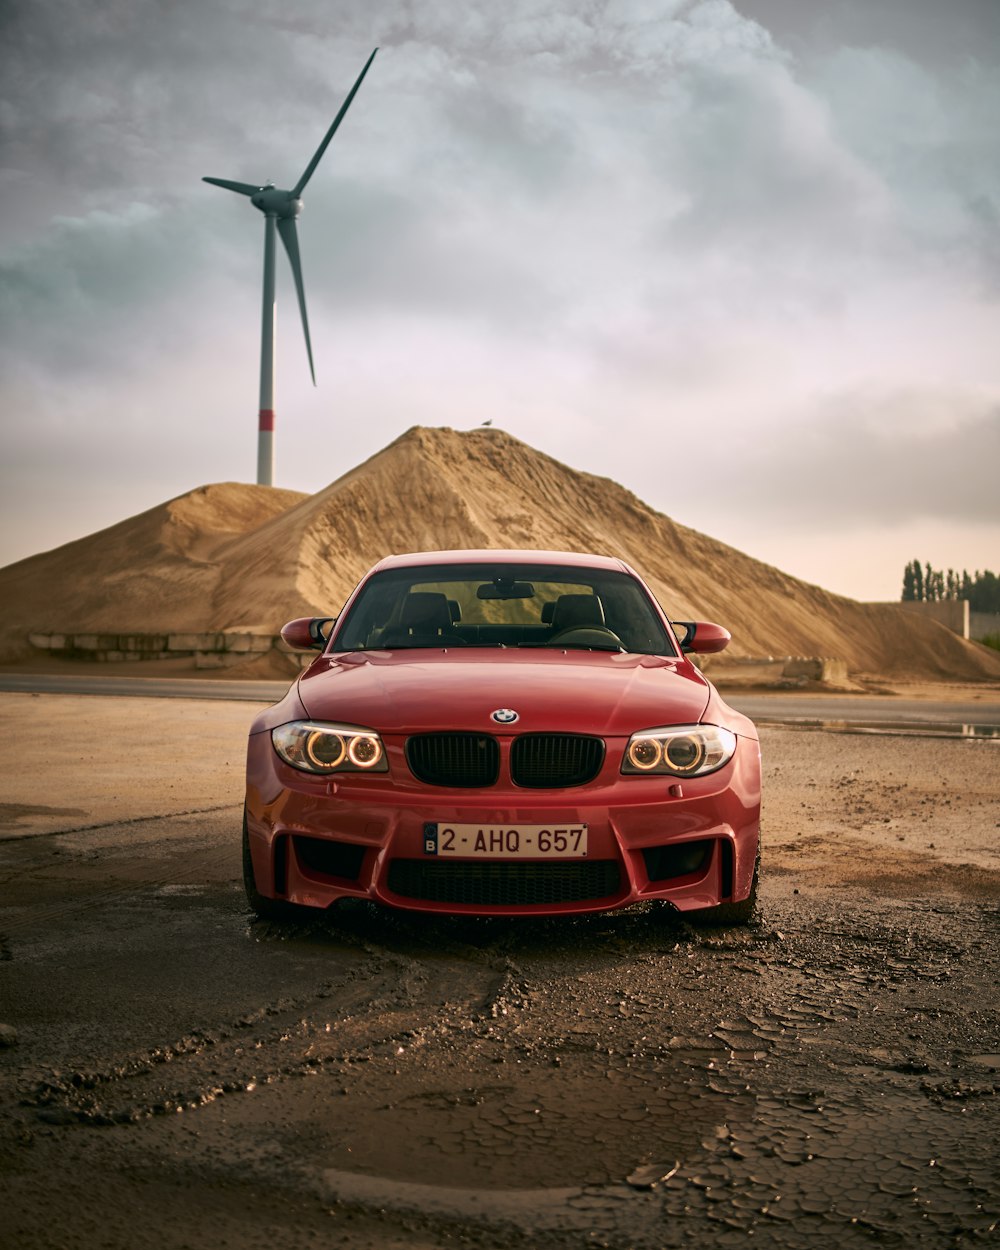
xmin=754 ymin=716 xmax=1000 ymax=739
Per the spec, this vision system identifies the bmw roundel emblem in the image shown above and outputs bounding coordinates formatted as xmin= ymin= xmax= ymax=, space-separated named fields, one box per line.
xmin=491 ymin=708 xmax=519 ymax=725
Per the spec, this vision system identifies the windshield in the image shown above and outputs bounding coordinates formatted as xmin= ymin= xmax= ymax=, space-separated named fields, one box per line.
xmin=332 ymin=562 xmax=676 ymax=655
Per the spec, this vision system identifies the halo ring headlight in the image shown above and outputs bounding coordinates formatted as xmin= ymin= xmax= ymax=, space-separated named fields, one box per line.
xmin=271 ymin=722 xmax=388 ymax=775
xmin=627 ymin=736 xmax=662 ymax=770
xmin=664 ymin=735 xmax=705 ymax=773
xmin=621 ymin=725 xmax=737 ymax=777
xmin=348 ymin=734 xmax=382 ymax=768
xmin=306 ymin=730 xmax=346 ymax=770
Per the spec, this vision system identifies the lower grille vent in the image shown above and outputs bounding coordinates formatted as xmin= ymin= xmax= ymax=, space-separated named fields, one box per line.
xmin=387 ymin=859 xmax=621 ymax=906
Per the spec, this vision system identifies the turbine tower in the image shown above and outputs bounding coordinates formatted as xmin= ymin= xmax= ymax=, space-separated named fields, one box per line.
xmin=203 ymin=48 xmax=377 ymax=486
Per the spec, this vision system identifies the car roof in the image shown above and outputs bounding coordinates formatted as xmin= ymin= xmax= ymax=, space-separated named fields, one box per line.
xmin=369 ymin=549 xmax=634 ymax=575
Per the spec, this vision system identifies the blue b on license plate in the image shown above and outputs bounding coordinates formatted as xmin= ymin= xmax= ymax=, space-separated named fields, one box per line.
xmin=423 ymin=822 xmax=588 ymax=858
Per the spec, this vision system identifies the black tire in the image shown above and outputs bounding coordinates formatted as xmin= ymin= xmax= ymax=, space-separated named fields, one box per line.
xmin=686 ymin=842 xmax=760 ymax=928
xmin=242 ymin=810 xmax=294 ymax=921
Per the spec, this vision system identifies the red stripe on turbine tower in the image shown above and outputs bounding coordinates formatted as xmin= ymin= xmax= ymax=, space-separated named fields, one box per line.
xmin=259 ymin=409 xmax=275 ymax=432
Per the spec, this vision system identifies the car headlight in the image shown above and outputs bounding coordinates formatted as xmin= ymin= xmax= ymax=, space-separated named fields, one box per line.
xmin=621 ymin=725 xmax=736 ymax=777
xmin=271 ymin=722 xmax=388 ymax=774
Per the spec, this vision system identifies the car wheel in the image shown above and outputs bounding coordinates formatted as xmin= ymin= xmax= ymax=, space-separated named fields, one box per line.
xmin=686 ymin=841 xmax=760 ymax=927
xmin=242 ymin=810 xmax=294 ymax=921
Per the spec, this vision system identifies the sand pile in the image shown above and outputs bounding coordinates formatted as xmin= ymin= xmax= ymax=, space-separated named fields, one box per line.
xmin=1 ymin=426 xmax=997 ymax=681
xmin=0 ymin=483 xmax=307 ymax=650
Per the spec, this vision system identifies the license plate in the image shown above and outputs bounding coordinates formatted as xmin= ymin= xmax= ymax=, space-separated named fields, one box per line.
xmin=423 ymin=822 xmax=588 ymax=858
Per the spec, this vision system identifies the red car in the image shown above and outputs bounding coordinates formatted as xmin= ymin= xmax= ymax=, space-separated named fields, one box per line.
xmin=244 ymin=550 xmax=760 ymax=925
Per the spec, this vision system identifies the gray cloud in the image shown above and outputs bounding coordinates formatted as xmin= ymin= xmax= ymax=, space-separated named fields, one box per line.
xmin=699 ymin=391 xmax=1000 ymax=527
xmin=0 ymin=0 xmax=998 ymax=595
xmin=735 ymin=0 xmax=1000 ymax=69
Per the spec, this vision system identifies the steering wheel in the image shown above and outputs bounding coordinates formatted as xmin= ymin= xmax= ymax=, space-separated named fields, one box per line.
xmin=547 ymin=626 xmax=623 ymax=648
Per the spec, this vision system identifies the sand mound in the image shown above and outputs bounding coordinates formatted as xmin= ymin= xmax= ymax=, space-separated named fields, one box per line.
xmin=1 ymin=427 xmax=997 ymax=681
xmin=0 ymin=483 xmax=307 ymax=659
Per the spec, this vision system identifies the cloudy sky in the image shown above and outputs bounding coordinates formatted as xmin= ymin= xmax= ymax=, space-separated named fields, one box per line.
xmin=1 ymin=0 xmax=997 ymax=601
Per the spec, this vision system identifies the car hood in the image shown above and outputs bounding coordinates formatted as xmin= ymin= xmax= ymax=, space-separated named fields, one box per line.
xmin=296 ymin=649 xmax=713 ymax=736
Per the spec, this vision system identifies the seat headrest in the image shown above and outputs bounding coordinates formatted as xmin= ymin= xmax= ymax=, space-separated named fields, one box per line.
xmin=551 ymin=593 xmax=605 ymax=630
xmin=400 ymin=592 xmax=453 ymax=631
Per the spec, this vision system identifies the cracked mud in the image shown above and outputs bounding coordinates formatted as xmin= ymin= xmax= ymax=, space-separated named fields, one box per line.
xmin=1 ymin=694 xmax=998 ymax=1249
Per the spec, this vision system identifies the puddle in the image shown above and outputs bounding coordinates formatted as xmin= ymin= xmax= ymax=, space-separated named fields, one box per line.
xmin=754 ymin=716 xmax=1000 ymax=740
xmin=315 ymin=1169 xmax=628 ymax=1236
xmin=0 ymin=802 xmax=88 ymax=828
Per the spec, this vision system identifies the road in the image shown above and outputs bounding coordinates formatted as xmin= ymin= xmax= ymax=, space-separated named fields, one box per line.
xmin=732 ymin=692 xmax=1000 ymax=734
xmin=0 ymin=671 xmax=286 ymax=703
xmin=1 ymin=671 xmax=997 ymax=732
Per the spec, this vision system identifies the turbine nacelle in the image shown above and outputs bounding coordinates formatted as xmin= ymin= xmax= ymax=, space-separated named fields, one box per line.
xmin=250 ymin=187 xmax=303 ymax=218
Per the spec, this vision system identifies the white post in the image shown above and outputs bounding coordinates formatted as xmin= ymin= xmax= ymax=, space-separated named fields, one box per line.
xmin=257 ymin=213 xmax=277 ymax=486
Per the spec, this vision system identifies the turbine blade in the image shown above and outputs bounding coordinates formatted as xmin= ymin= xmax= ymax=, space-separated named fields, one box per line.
xmin=291 ymin=48 xmax=378 ymax=197
xmin=202 ymin=176 xmax=260 ymax=196
xmin=276 ymin=216 xmax=316 ymax=385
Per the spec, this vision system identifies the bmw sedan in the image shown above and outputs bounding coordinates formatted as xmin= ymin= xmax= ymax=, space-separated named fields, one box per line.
xmin=244 ymin=550 xmax=760 ymax=925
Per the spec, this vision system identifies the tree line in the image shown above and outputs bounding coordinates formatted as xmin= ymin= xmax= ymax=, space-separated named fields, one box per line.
xmin=901 ymin=561 xmax=1000 ymax=612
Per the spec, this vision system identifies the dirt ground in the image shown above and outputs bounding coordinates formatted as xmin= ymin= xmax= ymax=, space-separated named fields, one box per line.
xmin=1 ymin=691 xmax=998 ymax=1249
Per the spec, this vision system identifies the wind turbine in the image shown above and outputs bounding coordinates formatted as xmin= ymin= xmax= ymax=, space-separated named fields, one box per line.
xmin=203 ymin=48 xmax=377 ymax=487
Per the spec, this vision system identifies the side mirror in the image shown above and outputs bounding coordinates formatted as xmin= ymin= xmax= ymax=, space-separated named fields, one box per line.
xmin=280 ymin=616 xmax=336 ymax=650
xmin=672 ymin=621 xmax=731 ymax=654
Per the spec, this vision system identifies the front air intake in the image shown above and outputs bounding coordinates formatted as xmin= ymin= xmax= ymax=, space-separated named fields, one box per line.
xmin=293 ymin=837 xmax=366 ymax=881
xmin=642 ymin=840 xmax=712 ymax=883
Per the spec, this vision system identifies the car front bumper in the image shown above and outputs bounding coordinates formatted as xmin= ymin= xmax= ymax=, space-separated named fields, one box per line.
xmin=245 ymin=730 xmax=761 ymax=917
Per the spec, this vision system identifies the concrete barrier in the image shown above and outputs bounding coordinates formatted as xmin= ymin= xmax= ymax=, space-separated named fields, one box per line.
xmin=688 ymin=655 xmax=849 ymax=685
xmin=29 ymin=632 xmax=853 ymax=681
xmin=970 ymin=612 xmax=1000 ymax=642
xmin=781 ymin=657 xmax=849 ymax=682
xmin=869 ymin=600 xmax=970 ymax=639
xmin=28 ymin=629 xmax=298 ymax=667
